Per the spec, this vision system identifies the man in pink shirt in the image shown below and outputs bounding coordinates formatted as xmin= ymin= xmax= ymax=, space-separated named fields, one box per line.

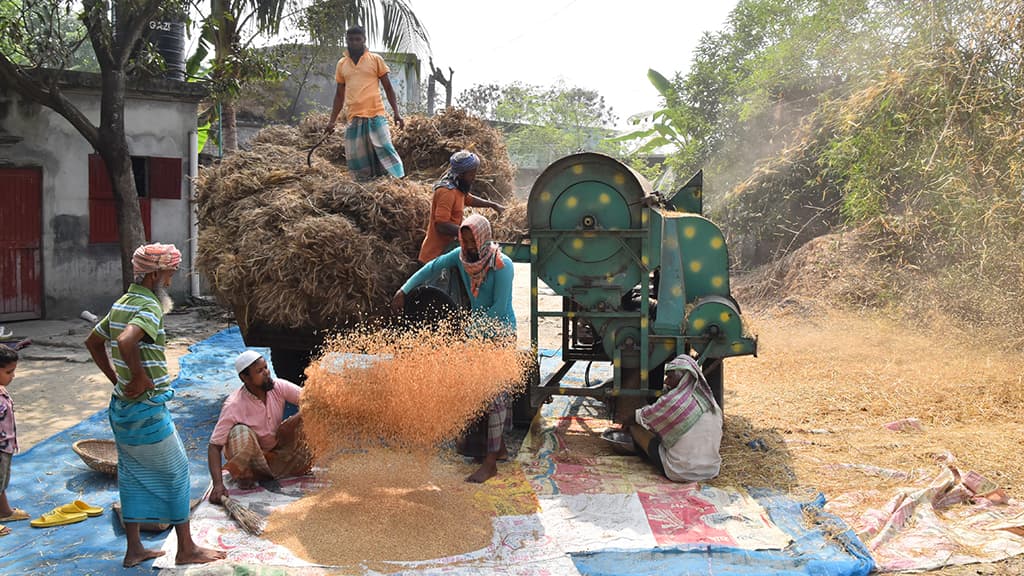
xmin=207 ymin=351 xmax=312 ymax=504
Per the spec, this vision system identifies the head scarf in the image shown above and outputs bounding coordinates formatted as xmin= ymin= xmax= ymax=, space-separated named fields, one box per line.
xmin=459 ymin=214 xmax=504 ymax=297
xmin=132 ymin=243 xmax=181 ymax=276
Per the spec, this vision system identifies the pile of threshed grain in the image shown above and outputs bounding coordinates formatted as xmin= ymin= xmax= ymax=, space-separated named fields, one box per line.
xmin=263 ymin=322 xmax=528 ymax=567
xmin=263 ymin=451 xmax=493 ymax=570
xmin=197 ymin=113 xmax=526 ymax=330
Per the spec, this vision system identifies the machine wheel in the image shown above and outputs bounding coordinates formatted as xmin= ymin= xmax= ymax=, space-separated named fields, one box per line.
xmin=703 ymin=359 xmax=724 ymax=409
xmin=270 ymin=347 xmax=313 ymax=386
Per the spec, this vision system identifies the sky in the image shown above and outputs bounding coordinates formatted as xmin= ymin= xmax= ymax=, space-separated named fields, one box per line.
xmin=406 ymin=0 xmax=739 ymax=130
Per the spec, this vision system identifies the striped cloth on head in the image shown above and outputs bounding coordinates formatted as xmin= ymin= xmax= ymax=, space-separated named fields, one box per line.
xmin=345 ymin=115 xmax=404 ymax=180
xmin=459 ymin=213 xmax=504 ymax=297
xmin=132 ymin=243 xmax=181 ymax=276
xmin=92 ymin=284 xmax=171 ymax=402
xmin=637 ymin=355 xmax=716 ymax=448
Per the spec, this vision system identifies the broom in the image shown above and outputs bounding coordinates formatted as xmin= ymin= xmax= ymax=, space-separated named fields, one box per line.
xmin=220 ymin=495 xmax=266 ymax=536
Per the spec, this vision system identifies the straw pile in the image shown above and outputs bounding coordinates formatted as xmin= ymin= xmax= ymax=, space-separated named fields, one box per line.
xmin=197 ymin=113 xmax=522 ymax=330
xmin=392 ymin=108 xmax=517 ymax=202
xmin=301 ymin=320 xmax=528 ymax=455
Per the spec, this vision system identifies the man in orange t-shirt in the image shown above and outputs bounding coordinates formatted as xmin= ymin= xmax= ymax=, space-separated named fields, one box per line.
xmin=325 ymin=25 xmax=404 ymax=180
xmin=418 ymin=150 xmax=505 ymax=263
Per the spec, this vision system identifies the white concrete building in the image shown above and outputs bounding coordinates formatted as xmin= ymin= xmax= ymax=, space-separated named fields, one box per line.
xmin=0 ymin=71 xmax=207 ymax=320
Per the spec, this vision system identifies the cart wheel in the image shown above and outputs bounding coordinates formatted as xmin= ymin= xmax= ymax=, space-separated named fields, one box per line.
xmin=703 ymin=359 xmax=724 ymax=409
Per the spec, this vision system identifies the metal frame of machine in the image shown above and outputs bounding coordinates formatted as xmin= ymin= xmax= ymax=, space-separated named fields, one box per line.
xmin=501 ymin=153 xmax=756 ymax=417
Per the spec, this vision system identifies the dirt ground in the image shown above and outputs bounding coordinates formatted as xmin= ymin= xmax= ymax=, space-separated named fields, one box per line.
xmin=7 ymin=266 xmax=1024 ymax=574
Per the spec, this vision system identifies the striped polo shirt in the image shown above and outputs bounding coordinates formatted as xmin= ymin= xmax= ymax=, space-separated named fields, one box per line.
xmin=92 ymin=284 xmax=171 ymax=402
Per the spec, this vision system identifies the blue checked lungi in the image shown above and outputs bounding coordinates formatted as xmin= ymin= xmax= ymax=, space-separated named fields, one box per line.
xmin=345 ymin=115 xmax=405 ymax=180
xmin=109 ymin=390 xmax=190 ymax=525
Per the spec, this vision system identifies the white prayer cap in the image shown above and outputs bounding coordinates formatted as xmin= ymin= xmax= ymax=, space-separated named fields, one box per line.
xmin=234 ymin=350 xmax=263 ymax=374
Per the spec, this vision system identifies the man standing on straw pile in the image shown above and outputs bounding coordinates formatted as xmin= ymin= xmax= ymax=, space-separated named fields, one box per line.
xmin=325 ymin=25 xmax=405 ymax=180
xmin=419 ymin=150 xmax=506 ymax=264
xmin=627 ymin=354 xmax=722 ymax=482
xmin=393 ymin=214 xmax=516 ymax=482
xmin=207 ymin=351 xmax=312 ymax=504
xmin=85 ymin=243 xmax=225 ymax=568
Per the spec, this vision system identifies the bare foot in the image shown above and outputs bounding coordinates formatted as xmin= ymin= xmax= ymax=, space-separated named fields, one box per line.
xmin=466 ymin=460 xmax=498 ymax=483
xmin=123 ymin=548 xmax=165 ymax=567
xmin=176 ymin=545 xmax=226 ymax=565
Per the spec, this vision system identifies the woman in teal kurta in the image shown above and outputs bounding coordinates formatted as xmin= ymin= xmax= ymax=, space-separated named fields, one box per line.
xmin=391 ymin=214 xmax=516 ymax=483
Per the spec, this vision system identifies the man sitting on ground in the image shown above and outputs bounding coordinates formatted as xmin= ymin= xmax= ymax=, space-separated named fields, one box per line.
xmin=627 ymin=354 xmax=723 ymax=482
xmin=208 ymin=351 xmax=312 ymax=503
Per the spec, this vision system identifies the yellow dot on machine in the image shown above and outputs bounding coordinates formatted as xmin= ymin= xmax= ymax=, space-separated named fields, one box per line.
xmin=664 ymin=340 xmax=674 ymax=350
xmin=503 ymin=246 xmax=513 ymax=255
xmin=684 ymin=226 xmax=696 ymax=238
xmin=731 ymin=342 xmax=743 ymax=353
xmin=693 ymin=318 xmax=706 ymax=330
xmin=640 ymin=317 xmax=648 ymax=328
xmin=640 ymin=370 xmax=648 ymax=380
xmin=566 ymin=196 xmax=578 ymax=208
xmin=567 ymin=311 xmax=575 ymax=318
xmin=557 ymin=274 xmax=567 ymax=285
xmin=572 ymin=238 xmax=584 ymax=250
xmin=641 ymin=255 xmax=649 ymax=266
xmin=712 ymin=276 xmax=724 ymax=288
xmin=720 ymin=311 xmax=732 ymax=322
xmin=613 ymin=357 xmax=621 ymax=367
xmin=531 ymin=287 xmax=538 ymax=296
xmin=606 ymin=274 xmax=614 ymax=283
xmin=689 ymin=261 xmax=702 ymax=273
xmin=530 ymin=244 xmax=538 ymax=255
xmin=642 ymin=211 xmax=649 ymax=225
xmin=599 ymin=193 xmax=611 ymax=204
xmin=572 ymin=164 xmax=584 ymax=174
xmin=540 ymin=190 xmax=551 ymax=202
xmin=614 ymin=173 xmax=626 ymax=184
xmin=672 ymin=285 xmax=683 ymax=297
xmin=711 ymin=237 xmax=723 ymax=249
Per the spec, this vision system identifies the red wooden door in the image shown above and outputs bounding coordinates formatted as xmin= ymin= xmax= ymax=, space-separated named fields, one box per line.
xmin=0 ymin=168 xmax=43 ymax=320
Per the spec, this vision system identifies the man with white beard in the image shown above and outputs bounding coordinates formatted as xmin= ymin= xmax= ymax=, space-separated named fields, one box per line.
xmin=85 ymin=243 xmax=224 ymax=568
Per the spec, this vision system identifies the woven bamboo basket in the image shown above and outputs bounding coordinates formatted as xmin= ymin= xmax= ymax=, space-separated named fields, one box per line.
xmin=72 ymin=439 xmax=118 ymax=476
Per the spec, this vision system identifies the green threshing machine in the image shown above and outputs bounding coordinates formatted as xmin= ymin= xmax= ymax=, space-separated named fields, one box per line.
xmin=502 ymin=153 xmax=756 ymax=420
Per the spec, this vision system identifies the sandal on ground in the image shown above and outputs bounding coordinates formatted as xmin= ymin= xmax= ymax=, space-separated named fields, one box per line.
xmin=30 ymin=508 xmax=87 ymax=528
xmin=57 ymin=500 xmax=103 ymax=517
xmin=0 ymin=509 xmax=30 ymax=522
xmin=0 ymin=524 xmax=9 ymax=536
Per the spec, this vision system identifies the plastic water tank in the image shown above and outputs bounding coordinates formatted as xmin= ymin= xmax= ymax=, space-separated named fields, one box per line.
xmin=147 ymin=20 xmax=186 ymax=81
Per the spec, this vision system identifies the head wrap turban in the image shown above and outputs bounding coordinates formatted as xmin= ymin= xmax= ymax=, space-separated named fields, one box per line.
xmin=449 ymin=150 xmax=480 ymax=175
xmin=132 ymin=243 xmax=182 ymax=276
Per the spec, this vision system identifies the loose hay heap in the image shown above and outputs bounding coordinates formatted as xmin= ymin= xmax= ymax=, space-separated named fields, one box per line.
xmin=196 ymin=112 xmax=526 ymax=331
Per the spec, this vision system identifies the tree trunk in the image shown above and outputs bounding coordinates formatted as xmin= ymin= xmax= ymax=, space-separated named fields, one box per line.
xmin=222 ymin=100 xmax=238 ymax=151
xmin=427 ymin=78 xmax=436 ymax=116
xmin=98 ymin=68 xmax=146 ymax=291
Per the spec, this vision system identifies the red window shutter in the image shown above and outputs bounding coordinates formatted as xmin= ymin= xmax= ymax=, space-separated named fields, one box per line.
xmin=88 ymin=154 xmax=113 ymax=199
xmin=148 ymin=156 xmax=183 ymax=199
xmin=89 ymin=155 xmax=153 ymax=244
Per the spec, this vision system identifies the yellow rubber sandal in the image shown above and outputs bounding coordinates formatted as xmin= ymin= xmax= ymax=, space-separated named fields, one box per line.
xmin=57 ymin=500 xmax=103 ymax=518
xmin=30 ymin=508 xmax=87 ymax=528
xmin=0 ymin=508 xmax=30 ymax=522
